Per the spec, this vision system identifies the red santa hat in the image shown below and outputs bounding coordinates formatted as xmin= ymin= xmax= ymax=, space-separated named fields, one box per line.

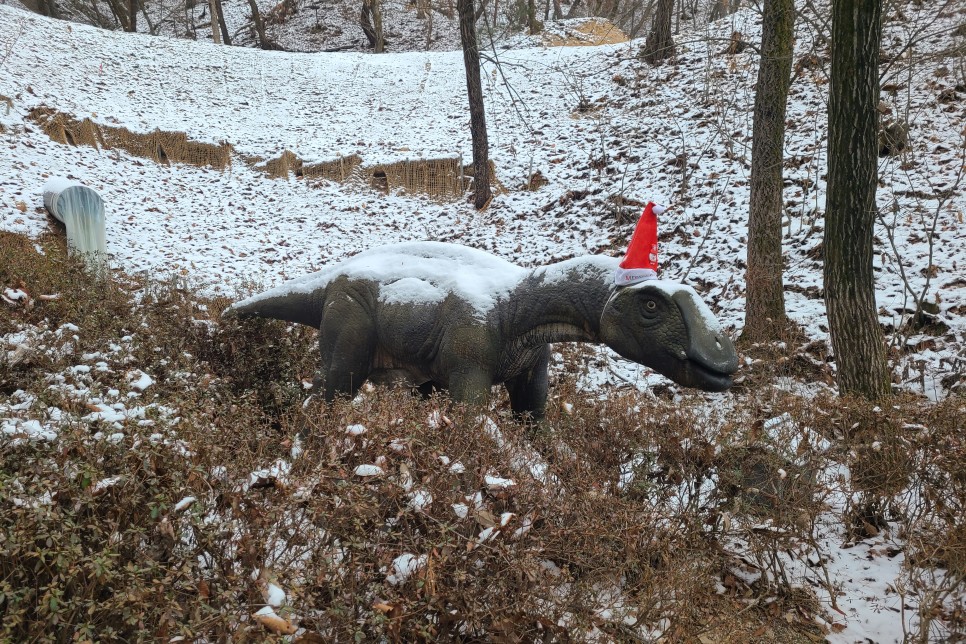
xmin=614 ymin=202 xmax=665 ymax=286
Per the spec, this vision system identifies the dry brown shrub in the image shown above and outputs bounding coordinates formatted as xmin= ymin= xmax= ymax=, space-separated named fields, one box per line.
xmin=4 ymin=233 xmax=960 ymax=641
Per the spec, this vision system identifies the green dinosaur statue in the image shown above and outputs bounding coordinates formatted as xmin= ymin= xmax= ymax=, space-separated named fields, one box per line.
xmin=228 ymin=241 xmax=738 ymax=418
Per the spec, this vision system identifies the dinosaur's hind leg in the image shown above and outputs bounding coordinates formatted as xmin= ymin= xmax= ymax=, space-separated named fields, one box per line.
xmin=316 ymin=298 xmax=377 ymax=402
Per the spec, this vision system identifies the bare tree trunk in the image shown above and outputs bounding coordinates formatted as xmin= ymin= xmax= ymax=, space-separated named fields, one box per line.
xmin=372 ymin=0 xmax=385 ymax=52
xmin=103 ymin=0 xmax=130 ymax=30
xmin=552 ymin=0 xmax=562 ymax=19
xmin=457 ymin=0 xmax=492 ymax=209
xmin=642 ymin=0 xmax=675 ymax=65
xmin=139 ymin=0 xmax=157 ymax=34
xmin=824 ymin=0 xmax=891 ymax=399
xmin=215 ymin=0 xmax=232 ymax=44
xmin=28 ymin=0 xmax=59 ymax=18
xmin=208 ymin=0 xmax=222 ymax=42
xmin=248 ymin=0 xmax=272 ymax=49
xmin=357 ymin=0 xmax=385 ymax=51
xmin=743 ymin=0 xmax=794 ymax=342
xmin=126 ymin=0 xmax=137 ymax=31
xmin=527 ymin=0 xmax=539 ymax=34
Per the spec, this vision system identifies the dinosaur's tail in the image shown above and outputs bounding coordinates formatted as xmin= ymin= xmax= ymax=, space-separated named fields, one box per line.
xmin=225 ymin=289 xmax=325 ymax=329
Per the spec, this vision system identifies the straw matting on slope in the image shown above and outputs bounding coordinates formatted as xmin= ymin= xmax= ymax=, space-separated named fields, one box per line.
xmin=256 ymin=151 xmax=499 ymax=201
xmin=543 ymin=18 xmax=628 ymax=47
xmin=29 ymin=107 xmax=497 ymax=201
xmin=28 ymin=107 xmax=232 ymax=170
xmin=304 ymin=155 xmax=363 ymax=182
xmin=370 ymin=157 xmax=469 ymax=200
xmin=0 ymin=95 xmax=13 ymax=133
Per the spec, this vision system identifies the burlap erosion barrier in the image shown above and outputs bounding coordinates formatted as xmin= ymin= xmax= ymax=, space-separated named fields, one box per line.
xmin=1 ymin=95 xmax=15 ymax=133
xmin=29 ymin=107 xmax=499 ymax=202
xmin=29 ymin=107 xmax=232 ymax=169
xmin=543 ymin=18 xmax=628 ymax=47
xmin=255 ymin=151 xmax=500 ymax=200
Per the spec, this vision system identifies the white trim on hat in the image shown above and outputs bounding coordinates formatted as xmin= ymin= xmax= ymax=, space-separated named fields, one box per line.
xmin=614 ymin=267 xmax=658 ymax=286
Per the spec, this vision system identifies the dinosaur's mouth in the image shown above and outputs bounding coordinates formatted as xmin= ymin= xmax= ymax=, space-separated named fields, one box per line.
xmin=680 ymin=358 xmax=735 ymax=392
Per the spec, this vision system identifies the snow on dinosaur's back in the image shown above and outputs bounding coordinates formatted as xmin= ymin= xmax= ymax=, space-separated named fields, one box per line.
xmin=234 ymin=241 xmax=528 ymax=316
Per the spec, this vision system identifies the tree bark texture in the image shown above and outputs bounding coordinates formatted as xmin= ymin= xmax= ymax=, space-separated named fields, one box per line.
xmin=457 ymin=0 xmax=492 ymax=209
xmin=824 ymin=0 xmax=891 ymax=399
xmin=215 ymin=0 xmax=232 ymax=44
xmin=527 ymin=0 xmax=539 ymax=35
xmin=209 ymin=0 xmax=222 ymax=43
xmin=248 ymin=0 xmax=272 ymax=49
xmin=126 ymin=0 xmax=137 ymax=31
xmin=360 ymin=0 xmax=385 ymax=50
xmin=642 ymin=0 xmax=675 ymax=65
xmin=743 ymin=0 xmax=794 ymax=342
xmin=371 ymin=0 xmax=385 ymax=52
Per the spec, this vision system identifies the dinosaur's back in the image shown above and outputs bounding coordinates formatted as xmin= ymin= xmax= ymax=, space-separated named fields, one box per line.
xmin=233 ymin=241 xmax=528 ymax=322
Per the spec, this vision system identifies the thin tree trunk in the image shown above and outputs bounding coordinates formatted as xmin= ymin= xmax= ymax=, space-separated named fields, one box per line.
xmin=215 ymin=0 xmax=232 ymax=44
xmin=209 ymin=0 xmax=222 ymax=43
xmin=457 ymin=0 xmax=492 ymax=209
xmin=248 ymin=0 xmax=272 ymax=49
xmin=361 ymin=0 xmax=377 ymax=47
xmin=126 ymin=0 xmax=137 ymax=31
xmin=824 ymin=0 xmax=891 ymax=399
xmin=140 ymin=0 xmax=157 ymax=34
xmin=642 ymin=0 xmax=675 ymax=65
xmin=743 ymin=0 xmax=794 ymax=342
xmin=372 ymin=0 xmax=385 ymax=52
xmin=527 ymin=0 xmax=539 ymax=34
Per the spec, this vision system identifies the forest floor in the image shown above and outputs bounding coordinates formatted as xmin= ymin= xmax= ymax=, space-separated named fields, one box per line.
xmin=1 ymin=0 xmax=965 ymax=640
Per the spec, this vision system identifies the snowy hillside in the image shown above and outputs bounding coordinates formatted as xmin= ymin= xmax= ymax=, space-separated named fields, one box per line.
xmin=2 ymin=2 xmax=964 ymax=397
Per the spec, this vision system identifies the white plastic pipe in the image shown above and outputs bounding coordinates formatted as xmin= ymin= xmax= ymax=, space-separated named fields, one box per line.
xmin=42 ymin=178 xmax=107 ymax=271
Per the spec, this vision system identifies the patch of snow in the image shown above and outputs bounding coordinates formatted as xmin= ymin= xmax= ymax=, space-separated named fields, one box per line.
xmin=386 ymin=553 xmax=427 ymax=585
xmin=127 ymin=370 xmax=154 ymax=391
xmin=174 ymin=496 xmax=196 ymax=512
xmin=345 ymin=423 xmax=367 ymax=436
xmin=265 ymin=582 xmax=286 ymax=607
xmin=354 ymin=464 xmax=384 ymax=477
xmin=485 ymin=474 xmax=516 ymax=490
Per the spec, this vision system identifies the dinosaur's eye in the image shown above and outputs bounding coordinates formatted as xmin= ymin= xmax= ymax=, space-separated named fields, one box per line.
xmin=645 ymin=300 xmax=657 ymax=311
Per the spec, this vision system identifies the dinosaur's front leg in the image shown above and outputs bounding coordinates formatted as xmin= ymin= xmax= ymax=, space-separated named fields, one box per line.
xmin=447 ymin=366 xmax=494 ymax=409
xmin=504 ymin=345 xmax=550 ymax=422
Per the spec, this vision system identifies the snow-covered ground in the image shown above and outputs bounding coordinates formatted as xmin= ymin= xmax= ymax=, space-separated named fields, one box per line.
xmin=1 ymin=1 xmax=965 ymax=640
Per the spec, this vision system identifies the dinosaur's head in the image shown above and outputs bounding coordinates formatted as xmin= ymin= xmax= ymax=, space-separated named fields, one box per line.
xmin=599 ymin=281 xmax=738 ymax=392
